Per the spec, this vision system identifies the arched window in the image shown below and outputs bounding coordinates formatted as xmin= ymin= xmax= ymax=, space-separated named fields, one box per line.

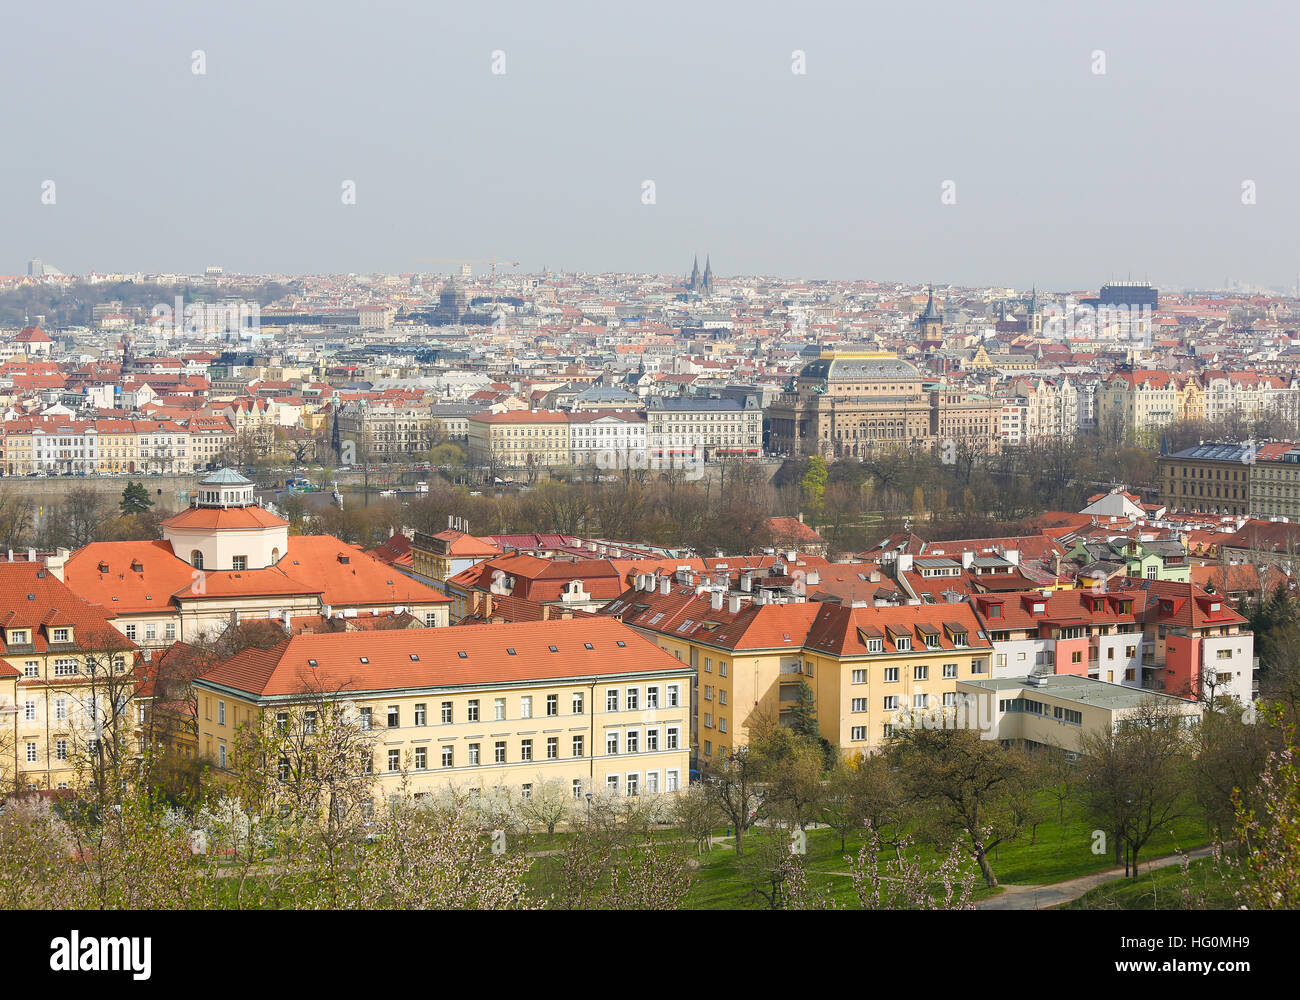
xmin=271 ymin=547 xmax=280 ymax=564
xmin=191 ymin=550 xmax=204 ymax=570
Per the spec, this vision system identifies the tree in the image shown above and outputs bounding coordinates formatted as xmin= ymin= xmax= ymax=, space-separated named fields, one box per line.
xmin=889 ymin=727 xmax=1035 ymax=887
xmin=356 ymin=790 xmax=534 ymax=909
xmin=785 ymin=681 xmax=820 ymax=743
xmin=120 ymin=481 xmax=154 ymax=516
xmin=846 ymin=820 xmax=977 ymax=910
xmin=1221 ymin=714 xmax=1300 ymax=909
xmin=672 ymin=784 xmax=723 ymax=854
xmin=1079 ymin=699 xmax=1193 ymax=878
xmin=800 ymin=455 xmax=828 ymax=520
xmin=821 ymin=758 xmax=871 ymax=854
xmin=703 ymin=745 xmax=766 ymax=857
xmin=517 ymin=777 xmax=572 ymax=835
xmin=758 ymin=730 xmax=827 ymax=834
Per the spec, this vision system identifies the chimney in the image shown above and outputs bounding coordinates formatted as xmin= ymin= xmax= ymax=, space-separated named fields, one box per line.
xmin=660 ymin=577 xmax=671 ymax=596
xmin=634 ymin=573 xmax=644 ymax=591
xmin=798 ymin=512 xmax=804 ymax=524
xmin=740 ymin=572 xmax=753 ymax=592
xmin=805 ymin=569 xmax=820 ymax=586
xmin=898 ymin=553 xmax=914 ymax=572
xmin=283 ymin=609 xmax=292 ymax=633
xmin=961 ymin=551 xmax=974 ymax=569
xmin=728 ymin=595 xmax=742 ymax=614
xmin=541 ymin=604 xmax=550 ymax=621
xmin=484 ymin=591 xmax=494 ymax=619
xmin=711 ymin=590 xmax=724 ymax=611
xmin=786 ymin=550 xmax=798 ymax=562
xmin=1005 ymin=548 xmax=1021 ymax=566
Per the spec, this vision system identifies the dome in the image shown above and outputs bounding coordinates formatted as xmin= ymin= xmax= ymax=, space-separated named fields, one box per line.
xmin=199 ymin=467 xmax=253 ymax=488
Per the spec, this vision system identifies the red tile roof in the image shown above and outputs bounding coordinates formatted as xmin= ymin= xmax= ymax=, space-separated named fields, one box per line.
xmin=197 ymin=617 xmax=689 ymax=698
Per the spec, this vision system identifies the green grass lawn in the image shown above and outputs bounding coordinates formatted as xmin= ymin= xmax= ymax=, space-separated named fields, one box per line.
xmin=1061 ymin=857 xmax=1239 ymax=910
xmin=680 ymin=795 xmax=1213 ymax=910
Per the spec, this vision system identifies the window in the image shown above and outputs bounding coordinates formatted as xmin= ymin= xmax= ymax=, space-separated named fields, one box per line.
xmin=232 ymin=556 xmax=247 ymax=571
xmin=217 ymin=699 xmax=226 ymax=725
xmin=494 ymin=741 xmax=506 ymax=764
xmin=851 ymin=669 xmax=866 ymax=684
xmin=884 ymin=667 xmax=899 ymax=682
xmin=645 ymin=686 xmax=659 ymax=708
xmin=24 ymin=699 xmax=35 ymax=721
xmin=913 ymin=693 xmax=929 ymax=709
xmin=275 ymin=711 xmax=289 ymax=732
xmin=520 ymin=739 xmax=532 ymax=762
xmin=971 ymin=659 xmax=987 ymax=674
xmin=719 ymin=717 xmax=727 ymax=733
xmin=606 ymin=732 xmax=619 ymax=755
xmin=414 ymin=747 xmax=427 ymax=770
xmin=521 ymin=783 xmax=532 ymax=799
xmin=719 ymin=689 xmax=727 ymax=705
xmin=52 ymin=628 xmax=69 ymax=643
xmin=441 ymin=701 xmax=453 ymax=724
xmin=125 ymin=624 xmax=136 ymax=641
xmin=666 ymin=769 xmax=680 ymax=792
xmin=303 ymin=711 xmax=317 ymax=734
xmin=943 ymin=692 xmax=958 ymax=707
xmin=572 ymin=692 xmax=584 ymax=714
xmin=646 ymin=728 xmax=659 ymax=751
xmin=468 ymin=743 xmax=480 ymax=765
xmin=387 ymin=706 xmax=399 ymax=728
xmin=23 ymin=661 xmax=37 ymax=678
xmin=667 ymin=684 xmax=680 ymax=707
xmin=626 ymin=773 xmax=640 ymax=796
xmin=867 ymin=638 xmax=884 ymax=653
xmin=704 ymin=657 xmax=712 ymax=673
xmin=546 ymin=694 xmax=558 ymax=716
xmin=145 ymin=623 xmax=157 ymax=641
xmin=704 ymin=740 xmax=712 ymax=756
xmin=467 ymin=699 xmax=479 ymax=722
xmin=441 ymin=746 xmax=453 ymax=767
xmin=913 ymin=665 xmax=928 ymax=681
xmin=218 ymin=744 xmax=226 ymax=769
xmin=573 ymin=735 xmax=584 ymax=757
xmin=520 ymin=696 xmax=532 ymax=719
xmin=606 ymin=689 xmax=619 ymax=712
xmin=646 ymin=771 xmax=660 ymax=794
xmin=54 ymin=659 xmax=76 ymax=677
xmin=572 ymin=779 xmax=583 ymax=799
xmin=943 ymin=663 xmax=958 ymax=679
xmin=704 ymin=713 xmax=713 ymax=729
xmin=606 ymin=775 xmax=619 ymax=794
xmin=895 ymin=637 xmax=911 ymax=651
xmin=851 ymin=698 xmax=867 ymax=712
xmin=388 ymin=750 xmax=401 ymax=772
xmin=851 ymin=726 xmax=867 ymax=740
xmin=719 ymin=661 xmax=728 ymax=677
xmin=25 ymin=742 xmax=37 ymax=764
xmin=547 ymin=736 xmax=558 ymax=759
xmin=627 ymin=731 xmax=639 ymax=753
xmin=666 ymin=726 xmax=679 ymax=749
xmin=704 ymin=685 xmax=713 ymax=702
xmin=494 ymin=697 xmax=506 ymax=721
xmin=882 ymin=724 xmax=896 ymax=738
xmin=883 ymin=695 xmax=899 ymax=711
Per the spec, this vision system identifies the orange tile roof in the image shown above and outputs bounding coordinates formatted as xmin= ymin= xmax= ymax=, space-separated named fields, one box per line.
xmin=0 ymin=562 xmax=133 ymax=656
xmin=161 ymin=505 xmax=289 ymax=531
xmin=196 ymin=617 xmax=689 ymax=699
xmin=280 ymin=536 xmax=450 ymax=607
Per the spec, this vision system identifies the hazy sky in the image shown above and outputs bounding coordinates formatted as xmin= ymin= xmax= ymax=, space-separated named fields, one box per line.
xmin=3 ymin=0 xmax=1298 ymax=290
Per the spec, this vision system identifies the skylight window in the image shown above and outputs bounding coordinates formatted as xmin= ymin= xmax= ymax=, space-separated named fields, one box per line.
xmin=360 ymin=657 xmax=369 ymax=664
xmin=410 ymin=654 xmax=419 ymax=661
xmin=457 ymin=651 xmax=467 ymax=659
xmin=308 ymin=659 xmax=317 ymax=667
xmin=548 ymin=645 xmax=558 ymax=653
xmin=506 ymin=648 xmax=516 ymax=655
xmin=616 ymin=640 xmax=626 ymax=648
